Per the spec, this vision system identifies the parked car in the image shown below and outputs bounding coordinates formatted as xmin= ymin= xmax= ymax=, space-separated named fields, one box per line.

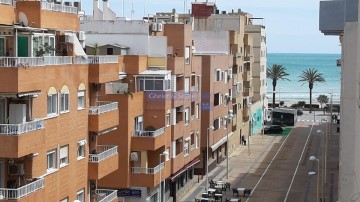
xmin=264 ymin=125 xmax=284 ymax=134
xmin=297 ymin=109 xmax=303 ymax=116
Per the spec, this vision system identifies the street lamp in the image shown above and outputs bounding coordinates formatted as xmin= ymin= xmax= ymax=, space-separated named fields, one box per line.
xmin=317 ymin=129 xmax=325 ymax=201
xmin=159 ymin=150 xmax=169 ymax=202
xmin=206 ymin=126 xmax=214 ymax=191
xmin=226 ymin=114 xmax=234 ymax=179
xmin=309 ymin=155 xmax=320 ymax=202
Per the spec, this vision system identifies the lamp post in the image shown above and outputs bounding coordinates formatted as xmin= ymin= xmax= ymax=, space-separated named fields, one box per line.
xmin=309 ymin=156 xmax=320 ymax=202
xmin=206 ymin=126 xmax=214 ymax=191
xmin=327 ymin=88 xmax=333 ymax=183
xmin=226 ymin=114 xmax=234 ymax=179
xmin=317 ymin=129 xmax=325 ymax=201
xmin=159 ymin=150 xmax=169 ymax=202
xmin=248 ymin=104 xmax=252 ymax=156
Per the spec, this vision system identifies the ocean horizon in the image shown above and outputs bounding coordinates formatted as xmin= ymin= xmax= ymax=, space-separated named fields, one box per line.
xmin=267 ymin=53 xmax=341 ymax=105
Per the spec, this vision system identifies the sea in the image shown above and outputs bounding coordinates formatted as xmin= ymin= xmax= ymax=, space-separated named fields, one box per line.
xmin=267 ymin=53 xmax=341 ymax=104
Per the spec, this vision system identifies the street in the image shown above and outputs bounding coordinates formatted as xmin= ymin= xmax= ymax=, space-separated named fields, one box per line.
xmin=181 ymin=116 xmax=339 ymax=202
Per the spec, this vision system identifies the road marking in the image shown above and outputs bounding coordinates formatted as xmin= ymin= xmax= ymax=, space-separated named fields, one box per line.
xmin=283 ymin=122 xmax=315 ymax=202
xmin=245 ymin=126 xmax=295 ymax=202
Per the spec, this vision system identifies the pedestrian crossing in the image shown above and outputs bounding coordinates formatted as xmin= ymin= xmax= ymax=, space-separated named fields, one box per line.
xmin=297 ymin=119 xmax=328 ymax=122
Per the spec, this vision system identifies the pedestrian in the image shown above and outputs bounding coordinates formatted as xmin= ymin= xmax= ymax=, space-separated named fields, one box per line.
xmin=243 ymin=137 xmax=247 ymax=146
xmin=241 ymin=135 xmax=246 ymax=146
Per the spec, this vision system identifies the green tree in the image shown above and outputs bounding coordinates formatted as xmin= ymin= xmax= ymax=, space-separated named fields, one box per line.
xmin=298 ymin=68 xmax=326 ymax=113
xmin=267 ymin=64 xmax=290 ymax=108
xmin=297 ymin=101 xmax=306 ymax=108
xmin=317 ymin=95 xmax=329 ymax=108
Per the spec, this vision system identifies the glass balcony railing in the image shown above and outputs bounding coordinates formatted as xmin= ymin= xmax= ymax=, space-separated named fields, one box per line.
xmin=131 ymin=162 xmax=164 ymax=174
xmin=133 ymin=127 xmax=165 ymax=138
xmin=40 ymin=2 xmax=78 ymax=14
xmin=0 ymin=0 xmax=13 ymax=5
xmin=0 ymin=178 xmax=44 ymax=200
xmin=0 ymin=119 xmax=44 ymax=135
xmin=75 ymin=56 xmax=118 ymax=64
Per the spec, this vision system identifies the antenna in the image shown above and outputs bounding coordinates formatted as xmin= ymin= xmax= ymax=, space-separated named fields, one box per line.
xmin=131 ymin=0 xmax=135 ymax=20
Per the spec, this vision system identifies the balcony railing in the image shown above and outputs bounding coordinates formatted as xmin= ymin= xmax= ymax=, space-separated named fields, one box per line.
xmin=131 ymin=162 xmax=164 ymax=174
xmin=191 ymin=86 xmax=199 ymax=92
xmin=133 ymin=127 xmax=165 ymax=137
xmin=0 ymin=57 xmax=44 ymax=67
xmin=89 ymin=102 xmax=118 ymax=115
xmin=190 ymin=144 xmax=195 ymax=151
xmin=75 ymin=56 xmax=118 ymax=64
xmin=40 ymin=2 xmax=78 ymax=14
xmin=89 ymin=145 xmax=118 ymax=162
xmin=0 ymin=178 xmax=44 ymax=200
xmin=105 ymin=83 xmax=129 ymax=94
xmin=44 ymin=56 xmax=72 ymax=65
xmin=94 ymin=189 xmax=118 ymax=202
xmin=0 ymin=0 xmax=13 ymax=5
xmin=0 ymin=119 xmax=44 ymax=135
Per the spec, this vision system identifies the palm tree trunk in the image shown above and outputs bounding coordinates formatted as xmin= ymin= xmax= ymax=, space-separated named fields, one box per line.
xmin=309 ymin=88 xmax=312 ymax=113
xmin=272 ymin=85 xmax=276 ymax=108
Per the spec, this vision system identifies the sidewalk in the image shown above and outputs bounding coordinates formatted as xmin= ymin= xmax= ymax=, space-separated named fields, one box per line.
xmin=180 ymin=133 xmax=286 ymax=202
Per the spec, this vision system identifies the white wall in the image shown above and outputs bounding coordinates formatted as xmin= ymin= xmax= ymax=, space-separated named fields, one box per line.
xmin=81 ymin=20 xmax=150 ymax=34
xmin=193 ymin=31 xmax=229 ymax=54
xmin=148 ymin=36 xmax=167 ymax=57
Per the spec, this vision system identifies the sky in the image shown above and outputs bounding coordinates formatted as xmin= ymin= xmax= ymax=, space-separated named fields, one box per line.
xmin=82 ymin=0 xmax=341 ymax=54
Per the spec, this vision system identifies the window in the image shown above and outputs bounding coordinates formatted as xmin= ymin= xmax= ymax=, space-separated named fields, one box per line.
xmin=60 ymin=85 xmax=69 ymax=113
xmin=190 ymin=132 xmax=195 ymax=148
xmin=213 ymin=117 xmax=220 ymax=131
xmin=166 ymin=113 xmax=170 ymax=127
xmin=137 ymin=76 xmax=171 ymax=92
xmin=184 ymin=139 xmax=189 ymax=156
xmin=184 ymin=107 xmax=190 ymax=125
xmin=214 ymin=93 xmax=222 ymax=106
xmin=77 ymin=140 xmax=86 ymax=160
xmin=0 ymin=38 xmax=5 ymax=56
xmin=47 ymin=87 xmax=58 ymax=116
xmin=78 ymin=83 xmax=85 ymax=110
xmin=215 ymin=69 xmax=221 ymax=81
xmin=76 ymin=189 xmax=85 ymax=202
xmin=60 ymin=198 xmax=68 ymax=202
xmin=191 ymin=102 xmax=195 ymax=119
xmin=184 ymin=77 xmax=190 ymax=94
xmin=134 ymin=116 xmax=143 ymax=132
xmin=107 ymin=48 xmax=113 ymax=55
xmin=196 ymin=104 xmax=199 ymax=119
xmin=195 ymin=132 xmax=199 ymax=149
xmin=224 ymin=70 xmax=228 ymax=84
xmin=185 ymin=46 xmax=190 ymax=64
xmin=47 ymin=149 xmax=57 ymax=172
xmin=60 ymin=145 xmax=68 ymax=168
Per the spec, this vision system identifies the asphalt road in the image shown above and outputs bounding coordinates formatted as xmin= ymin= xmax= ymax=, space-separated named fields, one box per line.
xmin=181 ymin=118 xmax=338 ymax=202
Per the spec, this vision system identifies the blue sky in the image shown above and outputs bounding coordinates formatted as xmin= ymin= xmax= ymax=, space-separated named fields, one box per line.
xmin=82 ymin=0 xmax=340 ymax=54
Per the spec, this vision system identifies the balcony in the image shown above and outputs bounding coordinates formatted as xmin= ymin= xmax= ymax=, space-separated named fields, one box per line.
xmin=75 ymin=56 xmax=119 ymax=83
xmin=243 ymin=88 xmax=253 ymax=97
xmin=167 ymin=57 xmax=185 ymax=75
xmin=16 ymin=1 xmax=79 ymax=31
xmin=131 ymin=162 xmax=165 ymax=187
xmin=0 ymin=119 xmax=45 ymax=158
xmin=0 ymin=178 xmax=45 ymax=200
xmin=89 ymin=146 xmax=119 ymax=180
xmin=132 ymin=127 xmax=166 ymax=151
xmin=0 ymin=57 xmax=74 ymax=92
xmin=243 ymin=70 xmax=252 ymax=81
xmin=319 ymin=0 xmax=345 ymax=35
xmin=105 ymin=82 xmax=129 ymax=95
xmin=89 ymin=102 xmax=119 ymax=132
xmin=191 ymin=86 xmax=199 ymax=92
xmin=92 ymin=189 xmax=118 ymax=202
xmin=171 ymin=152 xmax=185 ymax=173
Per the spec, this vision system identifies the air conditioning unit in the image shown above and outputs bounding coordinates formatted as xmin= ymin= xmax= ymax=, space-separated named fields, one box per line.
xmin=78 ymin=31 xmax=86 ymax=41
xmin=157 ymin=23 xmax=163 ymax=32
xmin=130 ymin=152 xmax=139 ymax=161
xmin=151 ymin=23 xmax=158 ymax=32
xmin=8 ymin=164 xmax=24 ymax=175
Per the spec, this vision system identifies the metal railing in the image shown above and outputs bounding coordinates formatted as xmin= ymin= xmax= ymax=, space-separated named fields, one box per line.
xmin=89 ymin=101 xmax=118 ymax=115
xmin=105 ymin=83 xmax=129 ymax=94
xmin=133 ymin=127 xmax=165 ymax=137
xmin=89 ymin=145 xmax=118 ymax=162
xmin=0 ymin=57 xmax=44 ymax=67
xmin=40 ymin=2 xmax=78 ymax=14
xmin=95 ymin=189 xmax=118 ymax=202
xmin=131 ymin=162 xmax=164 ymax=174
xmin=0 ymin=178 xmax=44 ymax=200
xmin=75 ymin=56 xmax=118 ymax=64
xmin=44 ymin=56 xmax=72 ymax=65
xmin=0 ymin=0 xmax=12 ymax=5
xmin=0 ymin=119 xmax=44 ymax=135
xmin=191 ymin=86 xmax=198 ymax=92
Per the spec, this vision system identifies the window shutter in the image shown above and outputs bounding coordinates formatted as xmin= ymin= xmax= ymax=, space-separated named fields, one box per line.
xmin=172 ymin=108 xmax=176 ymax=125
xmin=171 ymin=141 xmax=176 ymax=158
xmin=60 ymin=146 xmax=68 ymax=159
xmin=171 ymin=75 xmax=177 ymax=92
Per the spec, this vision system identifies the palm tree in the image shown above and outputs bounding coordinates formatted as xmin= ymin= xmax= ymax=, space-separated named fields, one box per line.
xmin=298 ymin=68 xmax=326 ymax=113
xmin=267 ymin=64 xmax=290 ymax=108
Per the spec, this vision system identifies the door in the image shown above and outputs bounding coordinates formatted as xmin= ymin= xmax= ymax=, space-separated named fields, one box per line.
xmin=17 ymin=36 xmax=29 ymax=57
xmin=0 ymin=99 xmax=5 ymax=124
xmin=0 ymin=160 xmax=4 ymax=188
xmin=0 ymin=38 xmax=5 ymax=56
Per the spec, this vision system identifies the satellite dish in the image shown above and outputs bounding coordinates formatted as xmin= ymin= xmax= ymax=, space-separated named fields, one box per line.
xmin=18 ymin=12 xmax=28 ymax=27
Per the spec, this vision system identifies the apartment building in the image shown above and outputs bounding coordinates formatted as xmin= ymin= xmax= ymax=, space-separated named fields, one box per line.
xmin=319 ymin=0 xmax=359 ymax=201
xmin=0 ymin=1 xmax=118 ymax=202
xmin=80 ymin=1 xmax=202 ymax=201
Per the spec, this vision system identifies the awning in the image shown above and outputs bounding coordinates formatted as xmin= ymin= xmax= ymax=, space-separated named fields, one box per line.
xmin=139 ymin=69 xmax=171 ymax=76
xmin=119 ymin=73 xmax=127 ymax=80
xmin=211 ymin=132 xmax=234 ymax=151
xmin=169 ymin=158 xmax=200 ymax=181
